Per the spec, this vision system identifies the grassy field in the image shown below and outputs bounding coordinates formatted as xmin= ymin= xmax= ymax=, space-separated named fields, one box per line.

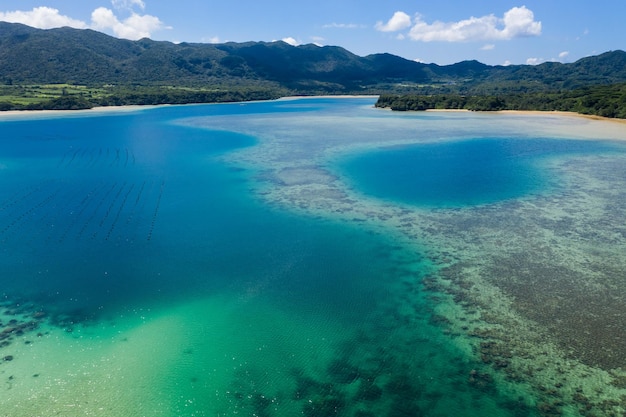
xmin=0 ymin=84 xmax=285 ymax=110
xmin=0 ymin=84 xmax=107 ymax=105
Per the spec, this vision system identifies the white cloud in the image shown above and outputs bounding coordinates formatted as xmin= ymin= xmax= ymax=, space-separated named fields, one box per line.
xmin=503 ymin=60 xmax=512 ymax=66
xmin=91 ymin=7 xmax=167 ymax=40
xmin=281 ymin=37 xmax=299 ymax=46
xmin=0 ymin=2 xmax=168 ymax=41
xmin=408 ymin=6 xmax=541 ymax=42
xmin=500 ymin=6 xmax=541 ymax=38
xmin=323 ymin=22 xmax=362 ymax=29
xmin=375 ymin=11 xmax=412 ymax=32
xmin=481 ymin=44 xmax=495 ymax=50
xmin=0 ymin=6 xmax=88 ymax=29
xmin=112 ymin=0 xmax=146 ymax=10
xmin=528 ymin=54 xmax=568 ymax=64
xmin=203 ymin=36 xmax=221 ymax=44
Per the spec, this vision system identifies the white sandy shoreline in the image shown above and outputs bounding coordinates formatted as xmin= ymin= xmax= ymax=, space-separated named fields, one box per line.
xmin=0 ymin=95 xmax=377 ymax=119
xmin=496 ymin=109 xmax=626 ymax=124
xmin=0 ymin=104 xmax=155 ymax=120
xmin=424 ymin=108 xmax=626 ymax=125
xmin=0 ymin=97 xmax=625 ymax=127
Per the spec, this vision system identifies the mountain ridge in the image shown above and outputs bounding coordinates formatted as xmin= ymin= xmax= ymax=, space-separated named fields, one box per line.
xmin=2 ymin=21 xmax=626 ymax=95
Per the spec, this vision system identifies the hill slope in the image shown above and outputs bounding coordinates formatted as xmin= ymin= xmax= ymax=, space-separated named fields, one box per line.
xmin=1 ymin=22 xmax=626 ymax=97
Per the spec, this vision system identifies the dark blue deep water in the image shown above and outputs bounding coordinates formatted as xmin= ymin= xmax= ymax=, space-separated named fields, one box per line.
xmin=338 ymin=138 xmax=620 ymax=207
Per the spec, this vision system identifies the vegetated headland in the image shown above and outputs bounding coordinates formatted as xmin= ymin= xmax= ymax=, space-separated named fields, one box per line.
xmin=375 ymin=83 xmax=626 ymax=119
xmin=1 ymin=21 xmax=626 ymax=117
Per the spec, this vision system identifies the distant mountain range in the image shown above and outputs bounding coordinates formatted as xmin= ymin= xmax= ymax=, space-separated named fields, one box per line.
xmin=1 ymin=21 xmax=626 ymax=95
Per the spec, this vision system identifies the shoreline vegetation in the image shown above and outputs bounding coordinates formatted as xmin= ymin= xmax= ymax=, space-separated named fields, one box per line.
xmin=0 ymin=84 xmax=287 ymax=112
xmin=2 ymin=82 xmax=626 ymax=123
xmin=375 ymin=83 xmax=626 ymax=119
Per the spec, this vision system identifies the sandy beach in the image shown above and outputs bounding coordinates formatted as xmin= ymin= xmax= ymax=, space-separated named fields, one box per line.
xmin=1 ymin=98 xmax=625 ymax=129
xmin=497 ymin=109 xmax=626 ymax=125
xmin=0 ymin=104 xmax=153 ymax=120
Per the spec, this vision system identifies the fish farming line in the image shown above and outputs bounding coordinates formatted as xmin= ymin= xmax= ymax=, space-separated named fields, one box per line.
xmin=111 ymin=148 xmax=121 ymax=167
xmin=0 ymin=182 xmax=56 ymax=244
xmin=105 ymin=183 xmax=135 ymax=241
xmin=92 ymin=147 xmax=103 ymax=168
xmin=124 ymin=180 xmax=147 ymax=227
xmin=146 ymin=180 xmax=165 ymax=241
xmin=59 ymin=147 xmax=138 ymax=169
xmin=57 ymin=148 xmax=73 ymax=168
xmin=0 ymin=185 xmax=62 ymax=238
xmin=124 ymin=179 xmax=161 ymax=239
xmin=78 ymin=147 xmax=89 ymax=161
xmin=64 ymin=148 xmax=81 ymax=168
xmin=93 ymin=181 xmax=127 ymax=240
xmin=0 ymin=181 xmax=51 ymax=213
xmin=76 ymin=182 xmax=118 ymax=240
xmin=34 ymin=183 xmax=89 ymax=245
xmin=50 ymin=182 xmax=109 ymax=244
xmin=98 ymin=182 xmax=127 ymax=228
xmin=86 ymin=147 xmax=97 ymax=167
xmin=133 ymin=181 xmax=147 ymax=208
xmin=57 ymin=182 xmax=108 ymax=243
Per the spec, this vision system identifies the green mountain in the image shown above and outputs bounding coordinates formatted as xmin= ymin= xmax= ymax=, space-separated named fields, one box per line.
xmin=0 ymin=22 xmax=429 ymax=92
xmin=1 ymin=21 xmax=626 ymax=97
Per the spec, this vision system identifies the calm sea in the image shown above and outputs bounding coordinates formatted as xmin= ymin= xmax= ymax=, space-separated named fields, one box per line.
xmin=0 ymin=98 xmax=623 ymax=416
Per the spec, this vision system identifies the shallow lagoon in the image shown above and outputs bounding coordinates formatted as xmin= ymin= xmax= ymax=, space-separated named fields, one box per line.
xmin=1 ymin=98 xmax=626 ymax=416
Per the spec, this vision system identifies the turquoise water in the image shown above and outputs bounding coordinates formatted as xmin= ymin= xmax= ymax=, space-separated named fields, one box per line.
xmin=338 ymin=138 xmax=620 ymax=207
xmin=1 ymin=99 xmax=624 ymax=416
xmin=0 ymin=103 xmax=385 ymax=317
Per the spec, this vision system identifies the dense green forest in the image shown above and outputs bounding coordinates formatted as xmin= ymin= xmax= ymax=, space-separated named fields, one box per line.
xmin=1 ymin=22 xmax=626 ymax=113
xmin=376 ymin=83 xmax=626 ymax=119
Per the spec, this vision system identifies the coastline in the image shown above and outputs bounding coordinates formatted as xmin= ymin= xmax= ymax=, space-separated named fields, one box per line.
xmin=424 ymin=107 xmax=626 ymax=125
xmin=0 ymin=104 xmax=153 ymax=120
xmin=496 ymin=109 xmax=626 ymax=125
xmin=1 ymin=96 xmax=625 ymax=127
xmin=0 ymin=95 xmax=379 ymax=119
xmin=277 ymin=94 xmax=379 ymax=100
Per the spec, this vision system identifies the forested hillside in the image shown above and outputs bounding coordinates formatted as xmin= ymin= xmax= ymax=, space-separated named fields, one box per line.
xmin=1 ymin=21 xmax=626 ymax=113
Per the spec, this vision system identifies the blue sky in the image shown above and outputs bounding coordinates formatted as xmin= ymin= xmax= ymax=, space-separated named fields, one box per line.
xmin=0 ymin=1 xmax=624 ymax=65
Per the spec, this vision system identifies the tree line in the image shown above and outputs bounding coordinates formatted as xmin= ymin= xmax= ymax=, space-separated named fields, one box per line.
xmin=375 ymin=83 xmax=626 ymax=119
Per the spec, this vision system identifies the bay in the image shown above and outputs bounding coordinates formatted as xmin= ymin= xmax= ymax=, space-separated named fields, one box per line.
xmin=1 ymin=98 xmax=625 ymax=416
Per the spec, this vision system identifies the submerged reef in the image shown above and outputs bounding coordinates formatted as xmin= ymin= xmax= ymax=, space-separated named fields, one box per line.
xmin=227 ymin=110 xmax=626 ymax=416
